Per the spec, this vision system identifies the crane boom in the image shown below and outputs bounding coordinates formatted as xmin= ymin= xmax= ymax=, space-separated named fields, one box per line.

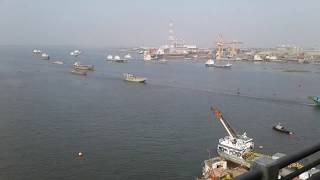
xmin=211 ymin=107 xmax=238 ymax=139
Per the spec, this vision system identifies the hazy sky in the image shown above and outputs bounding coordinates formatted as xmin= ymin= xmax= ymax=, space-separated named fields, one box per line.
xmin=0 ymin=0 xmax=319 ymax=48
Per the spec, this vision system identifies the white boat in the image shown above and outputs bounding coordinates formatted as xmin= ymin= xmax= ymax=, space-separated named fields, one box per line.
xmin=124 ymin=54 xmax=132 ymax=59
xmin=205 ymin=59 xmax=232 ymax=68
xmin=144 ymin=54 xmax=152 ymax=61
xmin=254 ymin=54 xmax=263 ymax=61
xmin=32 ymin=49 xmax=42 ymax=54
xmin=70 ymin=50 xmax=81 ymax=57
xmin=123 ymin=73 xmax=146 ymax=83
xmin=52 ymin=61 xmax=63 ymax=65
xmin=114 ymin=56 xmax=120 ymax=60
xmin=113 ymin=55 xmax=127 ymax=63
xmin=107 ymin=55 xmax=113 ymax=60
xmin=40 ymin=53 xmax=50 ymax=60
xmin=205 ymin=59 xmax=214 ymax=66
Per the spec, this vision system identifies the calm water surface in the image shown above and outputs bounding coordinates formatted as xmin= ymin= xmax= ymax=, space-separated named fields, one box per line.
xmin=0 ymin=46 xmax=319 ymax=179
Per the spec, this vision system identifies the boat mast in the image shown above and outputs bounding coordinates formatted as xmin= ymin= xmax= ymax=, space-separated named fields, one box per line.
xmin=211 ymin=107 xmax=237 ymax=139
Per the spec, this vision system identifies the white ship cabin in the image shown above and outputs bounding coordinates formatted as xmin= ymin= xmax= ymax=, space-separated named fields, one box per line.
xmin=217 ymin=132 xmax=254 ymax=159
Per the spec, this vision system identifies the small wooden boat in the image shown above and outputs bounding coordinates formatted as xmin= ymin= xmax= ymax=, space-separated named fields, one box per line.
xmin=70 ymin=70 xmax=87 ymax=76
xmin=123 ymin=73 xmax=146 ymax=83
xmin=273 ymin=123 xmax=293 ymax=135
xmin=73 ymin=62 xmax=94 ymax=71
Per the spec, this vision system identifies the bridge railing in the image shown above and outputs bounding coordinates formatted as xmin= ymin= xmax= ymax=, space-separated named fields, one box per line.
xmin=234 ymin=142 xmax=320 ymax=180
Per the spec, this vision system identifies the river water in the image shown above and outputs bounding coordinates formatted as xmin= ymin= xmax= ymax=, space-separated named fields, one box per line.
xmin=0 ymin=46 xmax=319 ymax=179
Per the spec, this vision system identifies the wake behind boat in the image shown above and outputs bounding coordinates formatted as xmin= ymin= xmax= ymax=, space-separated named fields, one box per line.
xmin=123 ymin=73 xmax=146 ymax=83
xmin=205 ymin=59 xmax=232 ymax=68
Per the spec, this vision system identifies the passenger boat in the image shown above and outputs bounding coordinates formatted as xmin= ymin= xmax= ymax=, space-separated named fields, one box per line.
xmin=205 ymin=59 xmax=232 ymax=68
xmin=123 ymin=73 xmax=146 ymax=83
xmin=273 ymin=123 xmax=293 ymax=135
xmin=32 ymin=49 xmax=42 ymax=54
xmin=73 ymin=62 xmax=94 ymax=70
xmin=70 ymin=70 xmax=87 ymax=76
xmin=40 ymin=53 xmax=50 ymax=60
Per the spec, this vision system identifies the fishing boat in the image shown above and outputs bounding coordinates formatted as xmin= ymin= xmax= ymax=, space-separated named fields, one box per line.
xmin=70 ymin=70 xmax=87 ymax=76
xmin=273 ymin=123 xmax=293 ymax=135
xmin=52 ymin=61 xmax=63 ymax=65
xmin=73 ymin=62 xmax=94 ymax=71
xmin=205 ymin=59 xmax=232 ymax=68
xmin=40 ymin=53 xmax=50 ymax=60
xmin=310 ymin=96 xmax=320 ymax=106
xmin=123 ymin=73 xmax=146 ymax=83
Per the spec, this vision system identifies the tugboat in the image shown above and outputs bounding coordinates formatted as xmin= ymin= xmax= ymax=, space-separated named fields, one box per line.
xmin=123 ymin=73 xmax=146 ymax=83
xmin=73 ymin=62 xmax=94 ymax=71
xmin=273 ymin=123 xmax=293 ymax=135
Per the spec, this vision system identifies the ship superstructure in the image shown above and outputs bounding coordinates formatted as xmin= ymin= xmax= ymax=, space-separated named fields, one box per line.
xmin=211 ymin=107 xmax=254 ymax=167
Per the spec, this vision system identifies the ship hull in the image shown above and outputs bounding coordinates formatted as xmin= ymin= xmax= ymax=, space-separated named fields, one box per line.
xmin=74 ymin=65 xmax=94 ymax=71
xmin=70 ymin=70 xmax=87 ymax=76
xmin=124 ymin=78 xmax=146 ymax=83
xmin=217 ymin=150 xmax=251 ymax=168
